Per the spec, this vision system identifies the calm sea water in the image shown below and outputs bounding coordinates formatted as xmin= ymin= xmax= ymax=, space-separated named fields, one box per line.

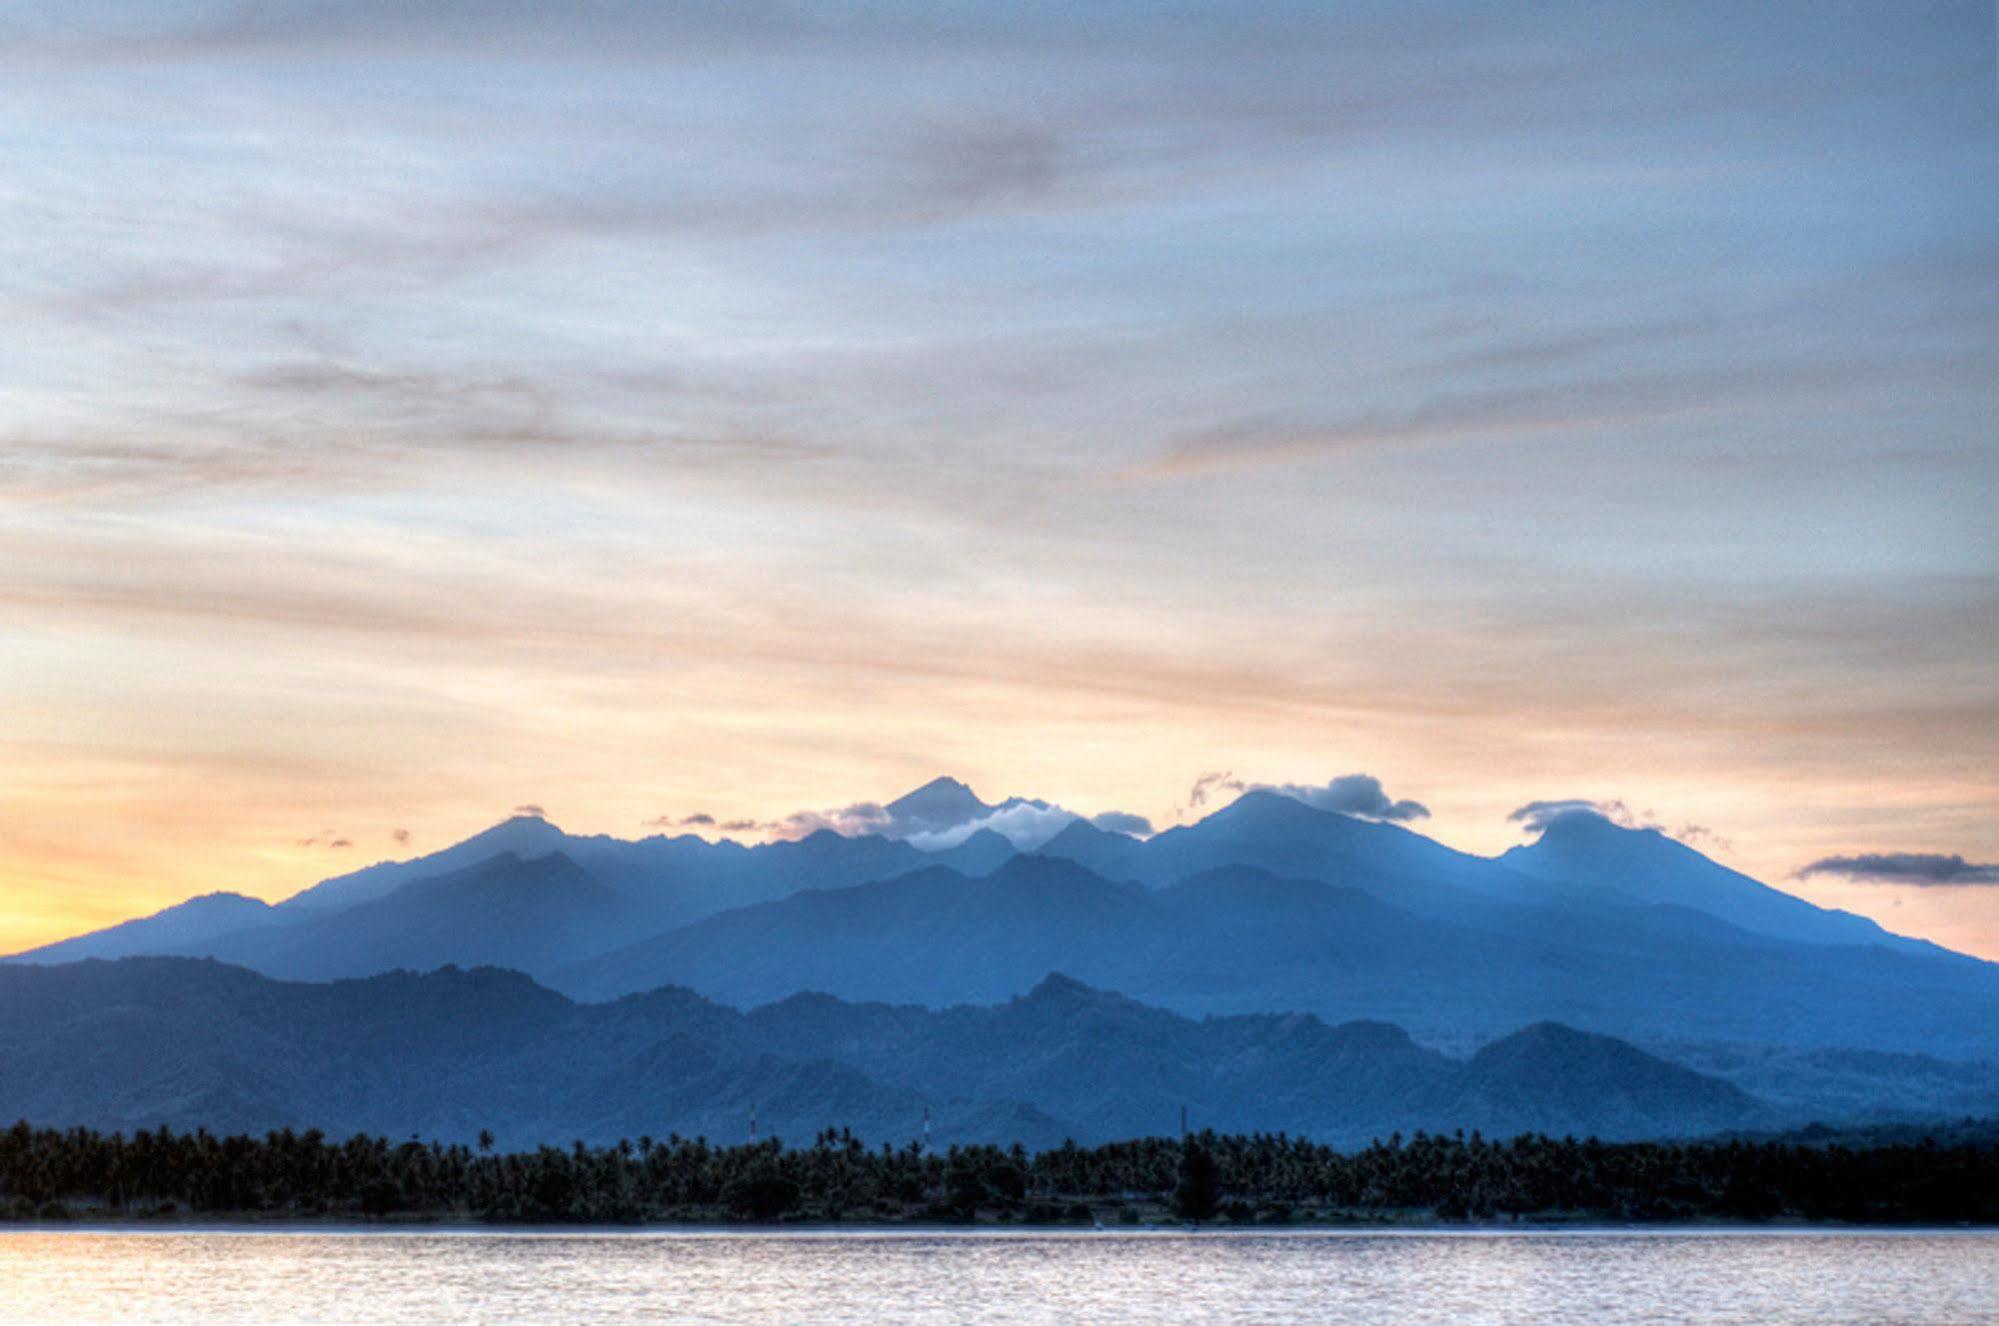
xmin=0 ymin=1228 xmax=1993 ymax=1325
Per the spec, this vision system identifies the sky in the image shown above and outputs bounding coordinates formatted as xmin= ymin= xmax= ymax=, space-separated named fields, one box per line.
xmin=2 ymin=2 xmax=1995 ymax=957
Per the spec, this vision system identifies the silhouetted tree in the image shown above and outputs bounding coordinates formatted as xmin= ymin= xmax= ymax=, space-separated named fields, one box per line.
xmin=722 ymin=1165 xmax=802 ymax=1221
xmin=4 ymin=1117 xmax=1996 ymax=1227
xmin=1175 ymin=1137 xmax=1220 ymax=1220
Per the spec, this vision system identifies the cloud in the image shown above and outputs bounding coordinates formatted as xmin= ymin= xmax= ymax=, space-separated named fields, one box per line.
xmin=643 ymin=812 xmax=715 ymax=829
xmin=903 ymin=801 xmax=1078 ymax=852
xmin=765 ymin=802 xmax=894 ymax=841
xmin=1090 ymin=810 xmax=1153 ymax=837
xmin=647 ymin=810 xmax=770 ymax=838
xmin=1672 ymin=822 xmax=1735 ymax=855
xmin=512 ymin=803 xmax=548 ymax=819
xmin=1508 ymin=798 xmax=1733 ymax=854
xmin=1508 ymin=798 xmax=1639 ymax=833
xmin=391 ymin=827 xmax=411 ymax=846
xmin=1122 ymin=357 xmax=1858 ymax=481
xmin=1187 ymin=771 xmax=1244 ymax=810
xmin=1181 ymin=771 xmax=1428 ymax=822
xmin=756 ymin=781 xmax=1139 ymax=850
xmin=1796 ymin=853 xmax=1999 ymax=886
xmin=1260 ymin=774 xmax=1429 ymax=823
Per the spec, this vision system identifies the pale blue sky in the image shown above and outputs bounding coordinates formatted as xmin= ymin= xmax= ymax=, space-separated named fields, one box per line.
xmin=1 ymin=2 xmax=1995 ymax=953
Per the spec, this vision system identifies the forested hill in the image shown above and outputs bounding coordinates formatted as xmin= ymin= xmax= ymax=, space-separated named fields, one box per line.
xmin=0 ymin=958 xmax=1761 ymax=1150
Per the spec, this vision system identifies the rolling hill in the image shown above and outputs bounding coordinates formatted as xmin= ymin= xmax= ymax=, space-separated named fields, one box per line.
xmin=0 ymin=958 xmax=1762 ymax=1150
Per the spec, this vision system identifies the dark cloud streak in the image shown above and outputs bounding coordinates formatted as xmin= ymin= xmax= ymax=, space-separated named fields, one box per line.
xmin=1089 ymin=810 xmax=1153 ymax=837
xmin=1508 ymin=798 xmax=1640 ymax=833
xmin=1258 ymin=774 xmax=1429 ymax=823
xmin=1185 ymin=772 xmax=1427 ymax=823
xmin=1798 ymin=853 xmax=1999 ymax=886
xmin=1509 ymin=798 xmax=1732 ymax=855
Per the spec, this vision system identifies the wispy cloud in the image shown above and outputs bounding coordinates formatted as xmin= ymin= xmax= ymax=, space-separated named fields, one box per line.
xmin=647 ymin=812 xmax=715 ymax=829
xmin=1186 ymin=772 xmax=1241 ymax=811
xmin=1121 ymin=352 xmax=1941 ymax=481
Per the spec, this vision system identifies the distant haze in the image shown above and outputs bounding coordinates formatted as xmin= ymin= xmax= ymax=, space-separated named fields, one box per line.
xmin=0 ymin=3 xmax=1993 ymax=958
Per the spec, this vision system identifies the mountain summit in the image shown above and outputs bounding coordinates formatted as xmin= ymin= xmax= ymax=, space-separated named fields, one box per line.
xmin=280 ymin=814 xmax=572 ymax=916
xmin=1500 ymin=811 xmax=1934 ymax=955
xmin=884 ymin=776 xmax=993 ymax=833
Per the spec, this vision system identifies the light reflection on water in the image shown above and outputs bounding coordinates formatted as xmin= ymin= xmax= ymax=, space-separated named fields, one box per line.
xmin=0 ymin=1228 xmax=1993 ymax=1325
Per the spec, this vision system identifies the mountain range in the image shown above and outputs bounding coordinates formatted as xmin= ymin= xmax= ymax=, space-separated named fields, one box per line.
xmin=8 ymin=777 xmax=1999 ymax=1141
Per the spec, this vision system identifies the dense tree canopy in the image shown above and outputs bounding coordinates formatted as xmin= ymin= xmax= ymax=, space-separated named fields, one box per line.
xmin=4 ymin=1121 xmax=1995 ymax=1226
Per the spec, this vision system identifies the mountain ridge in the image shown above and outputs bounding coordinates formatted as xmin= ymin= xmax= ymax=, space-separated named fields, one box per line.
xmin=551 ymin=853 xmax=1999 ymax=1058
xmin=10 ymin=779 xmax=1993 ymax=1077
xmin=14 ymin=783 xmax=1956 ymax=972
xmin=0 ymin=957 xmax=1766 ymax=1150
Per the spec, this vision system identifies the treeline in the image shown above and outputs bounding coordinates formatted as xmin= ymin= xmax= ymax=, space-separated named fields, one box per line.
xmin=4 ymin=1120 xmax=1996 ymax=1225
